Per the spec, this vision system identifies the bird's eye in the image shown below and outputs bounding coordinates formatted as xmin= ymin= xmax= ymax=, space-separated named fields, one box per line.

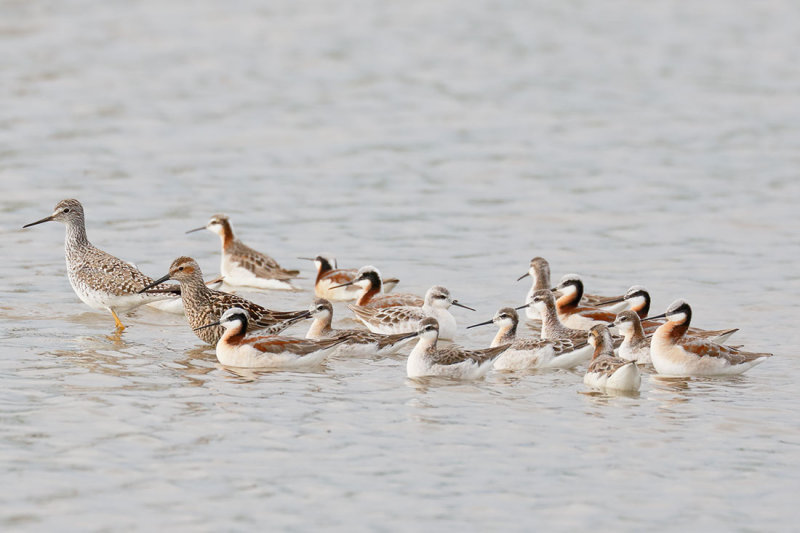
xmin=178 ymin=266 xmax=184 ymax=271
xmin=63 ymin=208 xmax=70 ymax=213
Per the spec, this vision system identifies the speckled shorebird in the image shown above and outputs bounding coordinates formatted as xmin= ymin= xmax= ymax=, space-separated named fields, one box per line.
xmin=330 ymin=266 xmax=422 ymax=308
xmin=195 ymin=308 xmax=346 ymax=368
xmin=467 ymin=307 xmax=592 ymax=370
xmin=187 ymin=214 xmax=299 ymax=290
xmin=349 ymin=285 xmax=474 ymax=341
xmin=140 ymin=257 xmax=310 ymax=345
xmin=583 ymin=324 xmax=641 ymax=392
xmin=305 ymin=298 xmax=418 ymax=356
xmin=645 ymin=300 xmax=771 ymax=377
xmin=406 ymin=318 xmax=508 ymax=379
xmin=517 ymin=257 xmax=626 ymax=320
xmin=22 ymin=198 xmax=177 ymax=330
xmin=299 ymin=254 xmax=400 ymax=300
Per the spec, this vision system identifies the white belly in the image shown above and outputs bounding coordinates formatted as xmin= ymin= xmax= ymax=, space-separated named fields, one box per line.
xmin=560 ymin=313 xmax=604 ymax=330
xmin=584 ymin=363 xmax=641 ymax=391
xmin=216 ymin=343 xmax=330 ymax=368
xmin=221 ymin=258 xmax=297 ymax=290
xmin=315 ymin=279 xmax=361 ymax=301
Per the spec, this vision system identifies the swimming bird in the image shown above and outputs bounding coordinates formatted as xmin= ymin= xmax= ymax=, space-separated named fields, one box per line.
xmin=613 ymin=310 xmax=652 ymax=364
xmin=139 ymin=257 xmax=310 ymax=345
xmin=583 ymin=324 xmax=641 ymax=392
xmin=349 ymin=285 xmax=474 ymax=341
xmin=599 ymin=286 xmax=738 ymax=343
xmin=330 ymin=266 xmax=423 ymax=308
xmin=195 ymin=308 xmax=346 ymax=368
xmin=554 ymin=274 xmax=619 ymax=330
xmin=645 ymin=300 xmax=771 ymax=377
xmin=305 ymin=298 xmax=418 ymax=356
xmin=517 ymin=257 xmax=625 ymax=319
xmin=467 ymin=307 xmax=592 ymax=370
xmin=526 ymin=289 xmax=590 ymax=344
xmin=406 ymin=318 xmax=508 ymax=379
xmin=299 ymin=255 xmax=400 ymax=300
xmin=22 ymin=198 xmax=178 ymax=330
xmin=187 ymin=214 xmax=299 ymax=290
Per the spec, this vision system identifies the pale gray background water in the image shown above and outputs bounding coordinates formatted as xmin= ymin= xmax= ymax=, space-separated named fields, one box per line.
xmin=1 ymin=0 xmax=799 ymax=530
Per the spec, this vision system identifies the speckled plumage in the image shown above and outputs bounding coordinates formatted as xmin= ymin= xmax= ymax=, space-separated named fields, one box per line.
xmin=188 ymin=214 xmax=299 ymax=289
xmin=23 ymin=199 xmax=178 ymax=328
xmin=141 ymin=257 xmax=309 ymax=345
xmin=305 ymin=298 xmax=417 ymax=355
xmin=349 ymin=285 xmax=471 ymax=341
xmin=406 ymin=318 xmax=509 ymax=379
xmin=469 ymin=307 xmax=592 ymax=370
xmin=584 ymin=325 xmax=641 ymax=391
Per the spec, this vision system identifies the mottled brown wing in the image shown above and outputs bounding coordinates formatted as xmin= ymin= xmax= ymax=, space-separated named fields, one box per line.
xmin=247 ymin=335 xmax=344 ymax=355
xmin=229 ymin=240 xmax=299 ymax=279
xmin=349 ymin=304 xmax=426 ymax=325
xmin=432 ymin=344 xmax=510 ymax=366
xmin=366 ymin=293 xmax=424 ymax=309
xmin=587 ymin=355 xmax=630 ymax=376
xmin=552 ymin=338 xmax=587 ymax=355
xmin=678 ymin=338 xmax=771 ymax=364
xmin=320 ymin=269 xmax=357 ymax=284
xmin=208 ymin=290 xmax=307 ymax=328
xmin=77 ymin=248 xmax=173 ymax=295
xmin=512 ymin=336 xmax=552 ymax=351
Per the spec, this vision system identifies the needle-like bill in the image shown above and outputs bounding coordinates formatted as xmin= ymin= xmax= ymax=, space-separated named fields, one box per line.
xmin=642 ymin=313 xmax=666 ymax=321
xmin=514 ymin=304 xmax=529 ymax=311
xmin=329 ymin=281 xmax=356 ymax=290
xmin=193 ymin=321 xmax=220 ymax=331
xmin=185 ymin=227 xmax=206 ymax=234
xmin=516 ymin=272 xmax=530 ymax=282
xmin=139 ymin=273 xmax=171 ymax=293
xmin=22 ymin=214 xmax=55 ymax=228
xmin=596 ymin=296 xmax=625 ymax=306
xmin=466 ymin=318 xmax=493 ymax=329
xmin=451 ymin=300 xmax=476 ymax=312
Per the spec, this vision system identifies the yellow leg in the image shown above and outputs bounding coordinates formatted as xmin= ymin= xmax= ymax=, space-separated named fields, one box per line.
xmin=110 ymin=309 xmax=126 ymax=331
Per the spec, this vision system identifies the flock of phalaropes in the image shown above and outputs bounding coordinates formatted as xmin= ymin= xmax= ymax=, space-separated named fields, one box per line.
xmin=23 ymin=199 xmax=773 ymax=392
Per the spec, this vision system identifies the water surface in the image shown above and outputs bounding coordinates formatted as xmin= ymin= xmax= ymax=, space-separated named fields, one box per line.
xmin=1 ymin=0 xmax=799 ymax=530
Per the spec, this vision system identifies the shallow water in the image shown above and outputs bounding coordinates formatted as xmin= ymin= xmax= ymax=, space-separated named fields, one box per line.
xmin=2 ymin=0 xmax=800 ymax=529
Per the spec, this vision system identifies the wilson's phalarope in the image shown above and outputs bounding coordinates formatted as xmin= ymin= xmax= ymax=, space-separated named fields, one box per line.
xmin=330 ymin=266 xmax=422 ymax=308
xmin=406 ymin=318 xmax=508 ymax=379
xmin=613 ymin=310 xmax=651 ymax=364
xmin=599 ymin=286 xmax=738 ymax=343
xmin=140 ymin=257 xmax=310 ymax=345
xmin=526 ymin=289 xmax=590 ymax=344
xmin=195 ymin=308 xmax=346 ymax=368
xmin=467 ymin=307 xmax=592 ymax=370
xmin=299 ymin=255 xmax=399 ymax=300
xmin=22 ymin=199 xmax=177 ymax=330
xmin=517 ymin=257 xmax=624 ymax=319
xmin=554 ymin=274 xmax=618 ymax=330
xmin=644 ymin=300 xmax=771 ymax=377
xmin=187 ymin=214 xmax=299 ymax=290
xmin=305 ymin=298 xmax=418 ymax=356
xmin=349 ymin=285 xmax=474 ymax=341
xmin=584 ymin=324 xmax=641 ymax=392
